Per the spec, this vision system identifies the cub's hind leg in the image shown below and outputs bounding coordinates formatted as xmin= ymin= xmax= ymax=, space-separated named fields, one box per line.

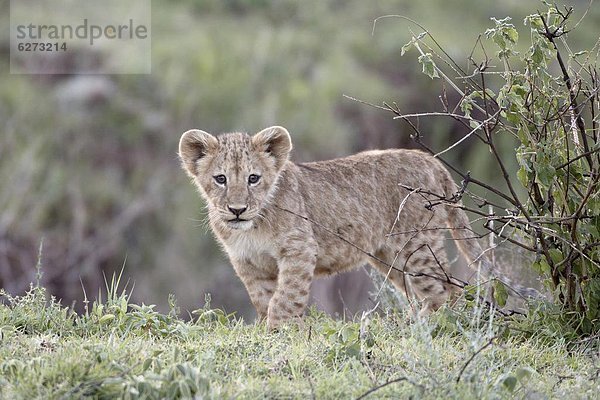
xmin=371 ymin=237 xmax=458 ymax=314
xmin=370 ymin=248 xmax=411 ymax=300
xmin=401 ymin=237 xmax=459 ymax=314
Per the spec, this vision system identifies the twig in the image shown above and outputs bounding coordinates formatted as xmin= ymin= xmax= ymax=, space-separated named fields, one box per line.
xmin=455 ymin=336 xmax=496 ymax=383
xmin=556 ymin=145 xmax=600 ymax=170
xmin=391 ymin=112 xmax=476 ymax=121
xmin=540 ymin=13 xmax=594 ymax=171
xmin=355 ymin=376 xmax=420 ymax=399
xmin=433 ymin=118 xmax=486 ymax=158
xmin=389 ymin=188 xmax=420 ymax=235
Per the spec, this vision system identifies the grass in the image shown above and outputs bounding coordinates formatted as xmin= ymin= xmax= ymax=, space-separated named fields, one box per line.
xmin=1 ymin=275 xmax=599 ymax=400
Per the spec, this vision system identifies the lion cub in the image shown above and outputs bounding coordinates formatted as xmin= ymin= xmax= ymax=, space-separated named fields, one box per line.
xmin=179 ymin=126 xmax=526 ymax=329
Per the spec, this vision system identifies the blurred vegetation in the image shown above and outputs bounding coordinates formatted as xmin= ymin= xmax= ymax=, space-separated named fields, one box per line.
xmin=0 ymin=0 xmax=598 ymax=317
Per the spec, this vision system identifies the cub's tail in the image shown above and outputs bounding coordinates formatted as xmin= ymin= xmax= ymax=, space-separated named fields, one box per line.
xmin=440 ymin=169 xmax=542 ymax=300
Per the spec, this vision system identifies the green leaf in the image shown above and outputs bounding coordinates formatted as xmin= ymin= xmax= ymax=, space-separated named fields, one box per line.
xmin=517 ymin=166 xmax=528 ymax=186
xmin=506 ymin=27 xmax=519 ymax=44
xmin=460 ymin=98 xmax=473 ymax=118
xmin=532 ymin=258 xmax=551 ymax=275
xmin=120 ymin=297 xmax=128 ymax=314
xmin=142 ymin=358 xmax=153 ymax=372
xmin=506 ymin=111 xmax=521 ymax=124
xmin=513 ymin=85 xmax=528 ymax=98
xmin=534 ymin=160 xmax=556 ymax=188
xmin=418 ymin=53 xmax=439 ymax=79
xmin=99 ymin=314 xmax=115 ymax=324
xmin=168 ymin=382 xmax=179 ymax=398
xmin=180 ymin=381 xmax=192 ymax=398
xmin=517 ymin=125 xmax=531 ymax=145
xmin=469 ymin=120 xmax=480 ymax=129
xmin=493 ymin=280 xmax=508 ymax=307
xmin=463 ymin=284 xmax=478 ymax=300
xmin=548 ymin=249 xmax=563 ymax=265
xmin=531 ymin=44 xmax=545 ymax=66
xmin=503 ymin=376 xmax=517 ymax=392
xmin=400 ymin=41 xmax=413 ymax=56
xmin=524 ymin=14 xmax=543 ymax=29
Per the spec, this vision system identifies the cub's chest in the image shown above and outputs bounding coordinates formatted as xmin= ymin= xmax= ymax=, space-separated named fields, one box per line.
xmin=223 ymin=231 xmax=278 ymax=271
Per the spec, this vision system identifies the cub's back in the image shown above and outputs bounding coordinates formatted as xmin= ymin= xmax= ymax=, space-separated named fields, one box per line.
xmin=289 ymin=149 xmax=453 ymax=252
xmin=295 ymin=148 xmax=450 ymax=201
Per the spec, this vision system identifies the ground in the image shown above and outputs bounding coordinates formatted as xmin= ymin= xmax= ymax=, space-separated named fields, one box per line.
xmin=0 ymin=285 xmax=598 ymax=399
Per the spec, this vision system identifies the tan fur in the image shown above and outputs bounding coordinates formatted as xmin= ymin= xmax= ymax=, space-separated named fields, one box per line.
xmin=179 ymin=126 xmax=533 ymax=329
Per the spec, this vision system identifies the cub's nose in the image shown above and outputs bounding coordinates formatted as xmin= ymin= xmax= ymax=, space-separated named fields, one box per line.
xmin=228 ymin=205 xmax=247 ymax=217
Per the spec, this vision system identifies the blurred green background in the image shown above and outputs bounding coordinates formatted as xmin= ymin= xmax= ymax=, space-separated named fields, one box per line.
xmin=1 ymin=0 xmax=598 ymax=319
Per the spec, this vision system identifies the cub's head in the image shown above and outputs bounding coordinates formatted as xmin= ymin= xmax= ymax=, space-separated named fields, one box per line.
xmin=178 ymin=126 xmax=292 ymax=230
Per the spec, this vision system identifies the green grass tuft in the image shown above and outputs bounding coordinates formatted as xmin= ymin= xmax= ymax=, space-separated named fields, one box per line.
xmin=1 ymin=281 xmax=599 ymax=399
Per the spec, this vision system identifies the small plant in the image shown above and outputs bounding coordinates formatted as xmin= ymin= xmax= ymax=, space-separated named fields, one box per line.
xmin=375 ymin=2 xmax=600 ymax=337
xmin=321 ymin=320 xmax=375 ymax=364
xmin=191 ymin=293 xmax=236 ymax=327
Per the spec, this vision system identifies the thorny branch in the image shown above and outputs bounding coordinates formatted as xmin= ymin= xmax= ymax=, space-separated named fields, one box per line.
xmin=274 ymin=205 xmax=526 ymax=317
xmin=352 ymin=5 xmax=600 ymax=322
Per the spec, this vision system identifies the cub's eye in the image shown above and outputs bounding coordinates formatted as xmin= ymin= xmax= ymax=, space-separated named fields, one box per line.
xmin=248 ymin=174 xmax=261 ymax=185
xmin=214 ymin=175 xmax=227 ymax=185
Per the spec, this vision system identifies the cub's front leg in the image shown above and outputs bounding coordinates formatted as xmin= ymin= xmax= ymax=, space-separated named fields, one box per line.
xmin=231 ymin=259 xmax=277 ymax=321
xmin=267 ymin=246 xmax=317 ymax=330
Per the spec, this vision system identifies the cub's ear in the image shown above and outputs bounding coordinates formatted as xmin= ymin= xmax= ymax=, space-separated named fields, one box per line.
xmin=252 ymin=126 xmax=292 ymax=170
xmin=178 ymin=129 xmax=218 ymax=177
